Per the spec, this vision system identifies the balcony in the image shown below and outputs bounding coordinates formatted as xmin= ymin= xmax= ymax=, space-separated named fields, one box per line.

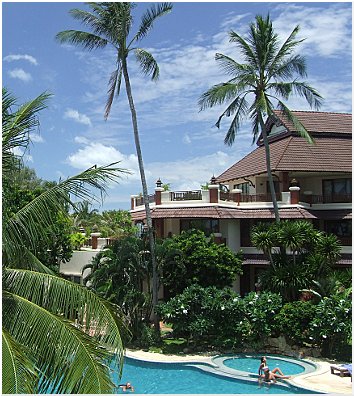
xmin=300 ymin=193 xmax=352 ymax=205
xmin=131 ymin=187 xmax=352 ymax=210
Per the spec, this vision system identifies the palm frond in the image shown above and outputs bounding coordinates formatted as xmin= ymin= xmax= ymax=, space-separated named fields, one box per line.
xmin=135 ymin=48 xmax=159 ymax=80
xmin=215 ymin=53 xmax=255 ymax=80
xmin=133 ymin=3 xmax=173 ymax=43
xmin=229 ymin=30 xmax=258 ymax=69
xmin=198 ymin=82 xmax=241 ymax=110
xmin=3 ymin=285 xmax=120 ymax=394
xmin=291 ymin=81 xmax=323 ymax=110
xmin=56 ymin=30 xmax=108 ymax=50
xmin=223 ymin=95 xmax=250 ymax=146
xmin=268 ymin=54 xmax=307 ymax=81
xmin=268 ymin=24 xmax=305 ymax=76
xmin=105 ymin=67 xmax=122 ymax=119
xmin=275 ymin=102 xmax=314 ymax=144
xmin=3 ymin=163 xmax=129 ymax=265
xmin=2 ymin=90 xmax=52 ymax=176
xmin=2 ymin=329 xmax=38 ymax=394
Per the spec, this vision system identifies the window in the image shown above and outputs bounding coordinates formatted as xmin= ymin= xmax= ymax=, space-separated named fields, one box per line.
xmin=234 ymin=182 xmax=250 ymax=194
xmin=325 ymin=220 xmax=352 ymax=245
xmin=323 ymin=179 xmax=351 ymax=195
xmin=180 ymin=219 xmax=219 ymax=236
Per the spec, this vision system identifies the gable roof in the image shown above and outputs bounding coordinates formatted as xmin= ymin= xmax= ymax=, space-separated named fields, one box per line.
xmin=217 ymin=111 xmax=352 ymax=183
xmin=271 ymin=110 xmax=352 ymax=136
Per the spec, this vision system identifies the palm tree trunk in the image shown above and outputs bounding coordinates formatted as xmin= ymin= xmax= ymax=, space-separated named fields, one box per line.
xmin=259 ymin=116 xmax=280 ymax=223
xmin=121 ymin=58 xmax=160 ymax=334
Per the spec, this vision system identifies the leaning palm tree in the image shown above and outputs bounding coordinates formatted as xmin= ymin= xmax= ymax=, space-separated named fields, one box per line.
xmin=199 ymin=15 xmax=322 ymax=222
xmin=2 ymin=88 xmax=129 ymax=393
xmin=56 ymin=2 xmax=173 ymax=331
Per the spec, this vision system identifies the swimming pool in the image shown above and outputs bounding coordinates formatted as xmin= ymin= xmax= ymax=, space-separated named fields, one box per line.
xmin=220 ymin=354 xmax=314 ymax=376
xmin=113 ymin=357 xmax=320 ymax=394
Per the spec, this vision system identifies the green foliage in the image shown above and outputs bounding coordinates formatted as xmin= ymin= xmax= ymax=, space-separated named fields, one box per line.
xmin=70 ymin=232 xmax=88 ymax=250
xmin=159 ymin=230 xmax=243 ymax=297
xmin=252 ymin=221 xmax=341 ymax=301
xmin=243 ymin=292 xmax=283 ymax=341
xmin=85 ymin=235 xmax=152 ymax=341
xmin=157 ymin=286 xmax=283 ymax=349
xmin=275 ymin=301 xmax=317 ymax=345
xmin=2 ymin=88 xmax=127 ymax=393
xmin=309 ymin=295 xmax=352 ymax=358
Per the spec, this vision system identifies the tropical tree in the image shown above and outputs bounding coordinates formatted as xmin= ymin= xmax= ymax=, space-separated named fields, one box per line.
xmin=2 ymin=88 xmax=128 ymax=393
xmin=56 ymin=2 xmax=173 ymax=331
xmin=251 ymin=220 xmax=341 ymax=301
xmin=199 ymin=15 xmax=322 ymax=222
xmin=83 ymin=235 xmax=152 ymax=340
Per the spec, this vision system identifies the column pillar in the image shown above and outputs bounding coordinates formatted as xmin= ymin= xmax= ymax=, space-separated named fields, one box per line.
xmin=289 ymin=186 xmax=300 ymax=204
xmin=155 ymin=187 xmax=164 ymax=205
xmin=231 ymin=188 xmax=242 ymax=206
xmin=208 ymin=184 xmax=219 ymax=203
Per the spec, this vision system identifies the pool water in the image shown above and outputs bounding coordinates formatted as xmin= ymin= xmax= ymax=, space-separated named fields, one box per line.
xmin=112 ymin=357 xmax=317 ymax=394
xmin=223 ymin=355 xmax=305 ymax=375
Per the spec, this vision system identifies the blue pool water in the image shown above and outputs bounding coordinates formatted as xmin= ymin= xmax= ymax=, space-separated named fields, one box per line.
xmin=223 ymin=355 xmax=305 ymax=375
xmin=112 ymin=357 xmax=318 ymax=394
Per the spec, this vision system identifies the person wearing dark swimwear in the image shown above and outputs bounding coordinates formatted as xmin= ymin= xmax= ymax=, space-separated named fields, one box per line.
xmin=258 ymin=356 xmax=291 ymax=383
xmin=118 ymin=382 xmax=135 ymax=392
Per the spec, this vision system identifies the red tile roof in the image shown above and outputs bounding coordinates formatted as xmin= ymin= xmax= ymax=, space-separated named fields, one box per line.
xmin=218 ymin=111 xmax=352 ymax=183
xmin=131 ymin=206 xmax=316 ymax=221
xmin=273 ymin=110 xmax=352 ymax=135
xmin=217 ymin=136 xmax=352 ymax=182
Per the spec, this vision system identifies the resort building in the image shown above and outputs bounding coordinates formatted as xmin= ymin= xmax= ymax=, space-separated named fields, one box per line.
xmin=130 ymin=111 xmax=352 ymax=296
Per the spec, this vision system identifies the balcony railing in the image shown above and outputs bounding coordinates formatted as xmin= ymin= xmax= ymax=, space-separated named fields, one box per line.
xmin=220 ymin=192 xmax=281 ymax=202
xmin=300 ymin=193 xmax=352 ymax=204
xmin=170 ymin=190 xmax=202 ymax=201
xmin=136 ymin=194 xmax=155 ymax=206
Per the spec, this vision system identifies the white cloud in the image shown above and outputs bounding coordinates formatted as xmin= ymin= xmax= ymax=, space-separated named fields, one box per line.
xmin=30 ymin=133 xmax=44 ymax=143
xmin=273 ymin=4 xmax=352 ymax=58
xmin=11 ymin=147 xmax=33 ymax=162
xmin=4 ymin=54 xmax=38 ymax=65
xmin=8 ymin=68 xmax=32 ymax=82
xmin=64 ymin=108 xmax=92 ymax=126
xmin=66 ymin=142 xmax=142 ymax=182
xmin=146 ymin=151 xmax=236 ymax=191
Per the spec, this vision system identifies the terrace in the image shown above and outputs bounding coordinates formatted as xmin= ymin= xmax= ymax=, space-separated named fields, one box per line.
xmin=131 ymin=180 xmax=351 ymax=210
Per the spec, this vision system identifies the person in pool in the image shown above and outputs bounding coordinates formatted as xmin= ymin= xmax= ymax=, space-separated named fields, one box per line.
xmin=258 ymin=356 xmax=290 ymax=378
xmin=118 ymin=382 xmax=135 ymax=392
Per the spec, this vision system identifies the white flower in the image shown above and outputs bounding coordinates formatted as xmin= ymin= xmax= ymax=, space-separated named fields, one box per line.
xmin=267 ymin=299 xmax=272 ymax=303
xmin=271 ymin=310 xmax=275 ymax=314
xmin=180 ymin=305 xmax=184 ymax=309
xmin=233 ymin=298 xmax=238 ymax=302
xmin=182 ymin=309 xmax=188 ymax=314
xmin=221 ymin=306 xmax=225 ymax=311
xmin=322 ymin=335 xmax=327 ymax=339
xmin=309 ymin=337 xmax=314 ymax=340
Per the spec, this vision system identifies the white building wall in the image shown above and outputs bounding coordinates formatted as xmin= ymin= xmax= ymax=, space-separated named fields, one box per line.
xmin=59 ymin=250 xmax=98 ymax=280
xmin=220 ymin=219 xmax=241 ymax=294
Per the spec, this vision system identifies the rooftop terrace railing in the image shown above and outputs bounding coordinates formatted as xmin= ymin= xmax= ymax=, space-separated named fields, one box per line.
xmin=170 ymin=190 xmax=202 ymax=201
xmin=135 ymin=194 xmax=155 ymax=207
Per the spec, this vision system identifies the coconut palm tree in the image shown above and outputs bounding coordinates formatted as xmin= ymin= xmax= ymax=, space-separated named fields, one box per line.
xmin=199 ymin=15 xmax=322 ymax=222
xmin=56 ymin=2 xmax=173 ymax=331
xmin=2 ymin=88 xmax=129 ymax=393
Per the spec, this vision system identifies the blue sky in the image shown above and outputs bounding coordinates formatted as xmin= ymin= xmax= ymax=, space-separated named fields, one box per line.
xmin=2 ymin=1 xmax=352 ymax=211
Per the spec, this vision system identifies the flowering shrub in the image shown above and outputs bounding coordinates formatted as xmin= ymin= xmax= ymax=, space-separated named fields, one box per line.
xmin=157 ymin=285 xmax=248 ymax=346
xmin=309 ymin=295 xmax=352 ymax=358
xmin=274 ymin=301 xmax=317 ymax=345
xmin=243 ymin=292 xmax=283 ymax=340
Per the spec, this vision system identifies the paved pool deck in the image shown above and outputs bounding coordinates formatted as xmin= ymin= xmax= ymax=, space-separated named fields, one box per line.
xmin=126 ymin=349 xmax=352 ymax=394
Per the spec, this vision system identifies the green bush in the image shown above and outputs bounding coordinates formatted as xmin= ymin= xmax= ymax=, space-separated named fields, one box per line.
xmin=309 ymin=295 xmax=352 ymax=358
xmin=275 ymin=300 xmax=317 ymax=345
xmin=158 ymin=230 xmax=243 ymax=298
xmin=243 ymin=292 xmax=283 ymax=341
xmin=157 ymin=285 xmax=248 ymax=346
